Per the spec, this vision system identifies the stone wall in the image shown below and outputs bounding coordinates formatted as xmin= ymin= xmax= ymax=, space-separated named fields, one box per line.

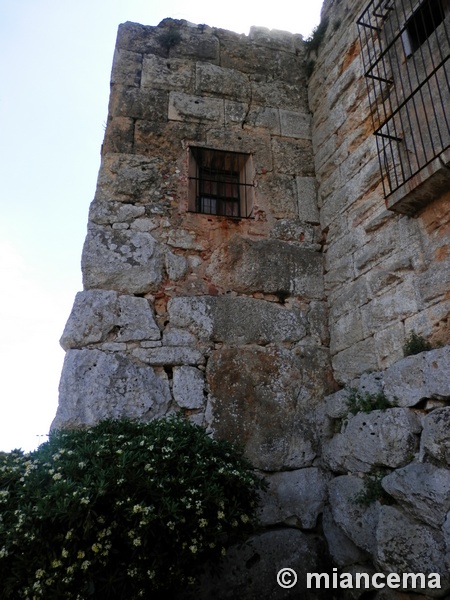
xmin=54 ymin=20 xmax=334 ymax=455
xmin=52 ymin=6 xmax=450 ymax=598
xmin=309 ymin=0 xmax=450 ymax=384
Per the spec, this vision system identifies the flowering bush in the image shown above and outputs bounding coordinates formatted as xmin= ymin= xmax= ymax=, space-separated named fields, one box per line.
xmin=0 ymin=416 xmax=265 ymax=599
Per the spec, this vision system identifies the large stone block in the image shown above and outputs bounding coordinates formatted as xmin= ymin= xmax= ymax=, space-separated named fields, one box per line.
xmin=328 ymin=475 xmax=380 ymax=555
xmin=207 ymin=237 xmax=324 ymax=299
xmin=198 ymin=529 xmax=331 ymax=600
xmin=206 ymin=345 xmax=333 ymax=471
xmin=82 ymin=226 xmax=164 ymax=294
xmin=420 ymin=407 xmax=450 ymax=465
xmin=259 ymin=468 xmax=330 ymax=529
xmin=322 ymin=507 xmax=371 ymax=568
xmin=141 ymin=54 xmax=194 ymax=91
xmin=53 ymin=349 xmax=171 ymax=430
xmin=172 ymin=366 xmax=205 ymax=409
xmin=323 ymin=408 xmax=421 ymax=473
xmin=168 ymin=91 xmax=224 ymax=123
xmin=376 ymin=506 xmax=450 ymax=596
xmin=382 ymin=463 xmax=450 ymax=528
xmin=195 ymin=63 xmax=250 ymax=101
xmin=60 ymin=290 xmax=161 ymax=350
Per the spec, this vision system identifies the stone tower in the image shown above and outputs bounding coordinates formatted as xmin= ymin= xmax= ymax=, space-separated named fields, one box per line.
xmin=53 ymin=0 xmax=450 ymax=596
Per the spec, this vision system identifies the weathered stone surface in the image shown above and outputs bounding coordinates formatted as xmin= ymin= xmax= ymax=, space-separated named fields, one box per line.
xmin=328 ymin=475 xmax=380 ymax=554
xmin=195 ymin=63 xmax=250 ymax=100
xmin=141 ymin=54 xmax=195 ymax=91
xmin=197 ymin=528 xmax=331 ymax=600
xmin=420 ymin=407 xmax=450 ymax=465
xmin=259 ymin=468 xmax=330 ymax=529
xmin=383 ymin=352 xmax=428 ymax=407
xmin=206 ymin=345 xmax=333 ymax=471
xmin=207 ymin=237 xmax=324 ymax=298
xmin=280 ymin=110 xmax=312 ymax=139
xmin=323 ymin=408 xmax=421 ymax=473
xmin=53 ymin=349 xmax=171 ymax=429
xmin=322 ymin=507 xmax=371 ymax=567
xmin=296 ymin=176 xmax=320 ymax=223
xmin=332 ymin=337 xmax=380 ymax=384
xmin=172 ymin=366 xmax=205 ymax=409
xmin=376 ymin=506 xmax=450 ymax=596
xmin=168 ymin=295 xmax=308 ymax=344
xmin=132 ymin=346 xmax=205 ymax=366
xmin=381 ymin=463 xmax=450 ymax=528
xmin=324 ymin=388 xmax=351 ymax=419
xmin=82 ymin=227 xmax=164 ymax=294
xmin=60 ymin=290 xmax=161 ymax=349
xmin=168 ymin=91 xmax=224 ymax=122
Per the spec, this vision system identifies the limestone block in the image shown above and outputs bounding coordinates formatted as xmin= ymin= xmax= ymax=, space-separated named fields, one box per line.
xmin=110 ymin=48 xmax=142 ymax=86
xmin=420 ymin=408 xmax=450 ymax=465
xmin=195 ymin=63 xmax=250 ymax=101
xmin=323 ymin=408 xmax=421 ymax=473
xmin=169 ymin=27 xmax=219 ymax=62
xmin=330 ymin=309 xmax=365 ymax=354
xmin=244 ymin=105 xmax=281 ymax=133
xmin=211 ymin=296 xmax=308 ymax=345
xmin=206 ymin=345 xmax=333 ymax=471
xmin=374 ymin=321 xmax=405 ymax=369
xmin=332 ymin=338 xmax=379 ymax=384
xmin=423 ymin=346 xmax=450 ymax=399
xmin=296 ymin=176 xmax=320 ymax=223
xmin=280 ymin=110 xmax=312 ymax=139
xmin=271 ymin=137 xmax=314 ymax=176
xmin=163 ymin=248 xmax=187 ymax=281
xmin=328 ymin=277 xmax=370 ymax=321
xmin=259 ymin=468 xmax=330 ymax=529
xmin=325 ymin=388 xmax=352 ymax=419
xmin=351 ymin=370 xmax=384 ymax=396
xmin=322 ymin=507 xmax=371 ymax=568
xmin=251 ymin=79 xmax=309 ymax=112
xmin=162 ymin=328 xmax=197 ymax=346
xmin=103 ymin=116 xmax=135 ymax=154
xmin=168 ymin=297 xmax=214 ymax=340
xmin=207 ymin=237 xmax=324 ymax=299
xmin=82 ymin=227 xmax=164 ymax=294
xmin=257 ymin=173 xmax=298 ymax=218
xmin=141 ymin=54 xmax=194 ymax=91
xmin=89 ymin=200 xmax=146 ymax=226
xmin=132 ymin=346 xmax=205 ymax=366
xmin=376 ymin=506 xmax=450 ymax=596
xmin=116 ymin=295 xmax=161 ymax=342
xmin=168 ymin=91 xmax=224 ymax=123
xmin=52 ymin=349 xmax=171 ymax=430
xmin=329 ymin=475 xmax=380 ymax=554
xmin=95 ymin=154 xmax=166 ymax=204
xmin=109 ymin=85 xmax=168 ymax=121
xmin=167 ymin=228 xmax=206 ymax=250
xmin=269 ymin=218 xmax=320 ymax=247
xmin=307 ymin=300 xmax=330 ymax=346
xmin=381 ymin=463 xmax=450 ymax=528
xmin=172 ymin=366 xmax=205 ymax=409
xmin=198 ymin=528 xmax=330 ymax=600
xmin=383 ymin=352 xmax=427 ymax=406
xmin=60 ymin=290 xmax=161 ymax=349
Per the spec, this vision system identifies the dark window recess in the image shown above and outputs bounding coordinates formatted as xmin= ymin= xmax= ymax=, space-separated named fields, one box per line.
xmin=406 ymin=0 xmax=445 ymax=51
xmin=189 ymin=148 xmax=253 ymax=218
xmin=357 ymin=0 xmax=450 ymax=206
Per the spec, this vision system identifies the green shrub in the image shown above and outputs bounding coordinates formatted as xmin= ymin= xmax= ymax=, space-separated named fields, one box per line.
xmin=304 ymin=18 xmax=329 ymax=53
xmin=346 ymin=388 xmax=395 ymax=415
xmin=354 ymin=471 xmax=394 ymax=507
xmin=403 ymin=330 xmax=432 ymax=356
xmin=0 ymin=416 xmax=265 ymax=599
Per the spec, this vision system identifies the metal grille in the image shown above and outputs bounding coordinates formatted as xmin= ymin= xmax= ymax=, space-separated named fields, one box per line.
xmin=189 ymin=148 xmax=253 ymax=218
xmin=357 ymin=0 xmax=450 ymax=198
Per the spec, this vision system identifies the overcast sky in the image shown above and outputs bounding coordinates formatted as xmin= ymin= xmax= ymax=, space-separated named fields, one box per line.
xmin=0 ymin=0 xmax=323 ymax=453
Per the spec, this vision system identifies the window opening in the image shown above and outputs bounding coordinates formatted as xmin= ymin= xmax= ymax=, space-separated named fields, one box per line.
xmin=188 ymin=147 xmax=254 ymax=218
xmin=357 ymin=0 xmax=450 ymax=206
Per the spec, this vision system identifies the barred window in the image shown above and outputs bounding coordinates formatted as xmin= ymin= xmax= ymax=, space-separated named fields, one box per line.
xmin=188 ymin=147 xmax=254 ymax=218
xmin=357 ymin=0 xmax=450 ymax=214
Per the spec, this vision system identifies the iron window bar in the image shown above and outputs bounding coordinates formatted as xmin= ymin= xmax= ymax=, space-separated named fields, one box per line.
xmin=189 ymin=147 xmax=254 ymax=218
xmin=357 ymin=0 xmax=450 ymax=198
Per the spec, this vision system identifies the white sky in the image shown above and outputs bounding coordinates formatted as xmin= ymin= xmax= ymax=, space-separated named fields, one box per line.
xmin=0 ymin=0 xmax=323 ymax=453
